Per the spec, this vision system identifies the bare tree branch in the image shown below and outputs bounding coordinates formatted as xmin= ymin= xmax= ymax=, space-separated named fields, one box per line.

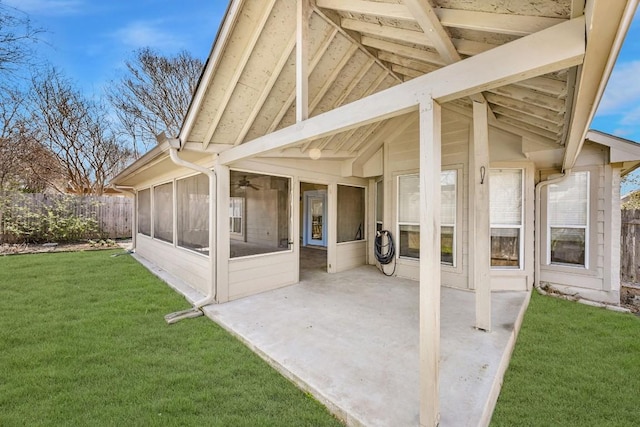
xmin=0 ymin=86 xmax=63 ymax=193
xmin=106 ymin=48 xmax=203 ymax=157
xmin=28 ymin=67 xmax=131 ymax=195
xmin=0 ymin=3 xmax=43 ymax=83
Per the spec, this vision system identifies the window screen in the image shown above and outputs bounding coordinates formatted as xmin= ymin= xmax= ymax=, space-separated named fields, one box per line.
xmin=490 ymin=169 xmax=523 ymax=268
xmin=138 ymin=189 xmax=151 ymax=236
xmin=153 ymin=182 xmax=173 ymax=243
xmin=177 ymin=174 xmax=209 ymax=254
xmin=548 ymin=171 xmax=589 ymax=266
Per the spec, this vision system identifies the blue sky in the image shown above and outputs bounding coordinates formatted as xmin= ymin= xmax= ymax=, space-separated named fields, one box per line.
xmin=3 ymin=0 xmax=226 ymax=93
xmin=4 ymin=0 xmax=640 ymax=188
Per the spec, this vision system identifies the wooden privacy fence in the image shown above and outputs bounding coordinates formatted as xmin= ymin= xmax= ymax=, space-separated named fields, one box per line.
xmin=0 ymin=193 xmax=132 ymax=243
xmin=621 ymin=209 xmax=640 ymax=284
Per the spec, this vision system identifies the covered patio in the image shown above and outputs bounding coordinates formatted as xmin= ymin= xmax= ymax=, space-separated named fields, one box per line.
xmin=139 ymin=251 xmax=529 ymax=426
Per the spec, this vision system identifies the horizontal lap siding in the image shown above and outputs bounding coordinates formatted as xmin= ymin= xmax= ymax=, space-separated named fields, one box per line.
xmin=228 ymin=251 xmax=296 ymax=300
xmin=136 ymin=235 xmax=210 ymax=294
xmin=335 ymin=241 xmax=367 ymax=272
xmin=386 ymin=109 xmax=470 ymax=289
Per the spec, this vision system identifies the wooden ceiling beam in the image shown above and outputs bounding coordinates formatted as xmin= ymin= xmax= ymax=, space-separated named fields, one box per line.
xmin=484 ymin=92 xmax=563 ymax=123
xmin=312 ymin=5 xmax=403 ymax=82
xmin=219 ymin=17 xmax=585 ymax=165
xmin=512 ymin=76 xmax=567 ymax=97
xmin=317 ymin=0 xmax=412 ymax=20
xmin=296 ymin=0 xmax=312 ymax=122
xmin=300 ymin=58 xmax=375 ymax=153
xmin=403 ymin=0 xmax=460 ymax=64
xmin=491 ymin=105 xmax=564 ymax=132
xmin=487 ymin=85 xmax=566 ymax=112
xmin=233 ymin=34 xmax=296 ymax=146
xmin=310 ymin=44 xmax=359 ymax=112
xmin=379 ymin=51 xmax=439 ymax=75
xmin=266 ymin=27 xmax=338 ymax=134
xmin=445 ymin=101 xmax=559 ymax=147
xmin=495 ymin=114 xmax=561 ymax=141
xmin=402 ymin=0 xmax=496 ymax=118
xmin=202 ymin=0 xmax=277 ymax=149
xmin=341 ymin=18 xmax=495 ymax=56
xmin=361 ymin=36 xmax=445 ymax=66
xmin=436 ymin=8 xmax=565 ymax=37
xmin=317 ymin=0 xmax=564 ymax=36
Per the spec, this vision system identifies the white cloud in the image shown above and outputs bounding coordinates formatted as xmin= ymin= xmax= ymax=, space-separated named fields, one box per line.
xmin=2 ymin=0 xmax=83 ymax=16
xmin=620 ymin=104 xmax=640 ymax=126
xmin=598 ymin=60 xmax=640 ymax=115
xmin=111 ymin=21 xmax=185 ymax=51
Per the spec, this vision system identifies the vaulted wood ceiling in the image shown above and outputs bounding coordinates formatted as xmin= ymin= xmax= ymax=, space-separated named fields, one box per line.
xmin=186 ymin=0 xmax=583 ymax=161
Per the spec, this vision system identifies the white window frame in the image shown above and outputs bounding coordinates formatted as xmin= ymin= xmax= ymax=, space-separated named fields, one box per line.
xmin=396 ymin=169 xmax=458 ymax=266
xmin=152 ymin=180 xmax=174 ymax=245
xmin=375 ymin=179 xmax=384 ymax=233
xmin=546 ymin=171 xmax=590 ymax=268
xmin=490 ymin=168 xmax=524 ymax=270
xmin=176 ymin=173 xmax=210 ymax=255
xmin=229 ymin=196 xmax=244 ymax=237
xmin=440 ymin=169 xmax=457 ymax=267
xmin=137 ymin=187 xmax=151 ymax=237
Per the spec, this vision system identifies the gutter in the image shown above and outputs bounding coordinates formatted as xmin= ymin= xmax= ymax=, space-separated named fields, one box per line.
xmin=167 ymin=145 xmax=218 ymax=309
xmin=534 ymin=170 xmax=572 ymax=289
xmin=112 ymin=185 xmax=138 ymax=251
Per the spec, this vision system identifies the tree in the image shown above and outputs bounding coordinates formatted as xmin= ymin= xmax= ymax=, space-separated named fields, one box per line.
xmin=106 ymin=48 xmax=204 ymax=157
xmin=0 ymin=87 xmax=63 ymax=193
xmin=28 ymin=67 xmax=131 ymax=195
xmin=0 ymin=3 xmax=42 ymax=83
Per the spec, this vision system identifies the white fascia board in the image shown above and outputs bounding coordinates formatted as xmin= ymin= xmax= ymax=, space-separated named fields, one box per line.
xmin=179 ymin=0 xmax=244 ymax=144
xmin=109 ymin=141 xmax=169 ymax=185
xmin=586 ymin=129 xmax=640 ymax=162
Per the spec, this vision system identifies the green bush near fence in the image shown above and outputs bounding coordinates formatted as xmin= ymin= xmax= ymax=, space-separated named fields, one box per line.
xmin=0 ymin=191 xmax=104 ymax=244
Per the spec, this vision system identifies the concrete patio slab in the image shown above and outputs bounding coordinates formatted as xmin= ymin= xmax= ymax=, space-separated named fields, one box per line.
xmin=136 ymin=252 xmax=529 ymax=426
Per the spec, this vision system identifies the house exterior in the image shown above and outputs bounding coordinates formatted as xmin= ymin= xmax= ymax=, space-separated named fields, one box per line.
xmin=111 ymin=1 xmax=640 ymax=425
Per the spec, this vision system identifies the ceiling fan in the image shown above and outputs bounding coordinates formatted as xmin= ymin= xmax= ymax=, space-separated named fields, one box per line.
xmin=233 ymin=175 xmax=260 ymax=190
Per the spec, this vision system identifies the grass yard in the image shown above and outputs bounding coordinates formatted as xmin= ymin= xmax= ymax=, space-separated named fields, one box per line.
xmin=491 ymin=291 xmax=640 ymax=426
xmin=0 ymin=250 xmax=343 ymax=427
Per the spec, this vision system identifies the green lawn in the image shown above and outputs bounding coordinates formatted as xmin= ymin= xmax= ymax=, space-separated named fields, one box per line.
xmin=0 ymin=250 xmax=343 ymax=427
xmin=492 ymin=291 xmax=640 ymax=426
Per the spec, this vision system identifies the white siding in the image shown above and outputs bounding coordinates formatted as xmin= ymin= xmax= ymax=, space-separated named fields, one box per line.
xmin=385 ymin=109 xmax=470 ymax=289
xmin=335 ymin=240 xmax=367 ymax=272
xmin=538 ymin=144 xmax=620 ymax=303
xmin=228 ymin=251 xmax=297 ymax=300
xmin=136 ymin=234 xmax=210 ymax=294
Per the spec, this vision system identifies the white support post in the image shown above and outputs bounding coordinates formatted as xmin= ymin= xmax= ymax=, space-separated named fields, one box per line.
xmin=296 ymin=0 xmax=310 ymax=122
xmin=418 ymin=96 xmax=441 ymax=427
xmin=292 ymin=177 xmax=301 ymax=283
xmin=327 ymin=183 xmax=337 ymax=273
xmin=471 ymin=101 xmax=492 ymax=331
xmin=215 ymin=160 xmax=230 ymax=303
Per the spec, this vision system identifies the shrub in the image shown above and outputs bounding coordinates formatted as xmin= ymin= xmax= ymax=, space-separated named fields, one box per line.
xmin=0 ymin=191 xmax=104 ymax=244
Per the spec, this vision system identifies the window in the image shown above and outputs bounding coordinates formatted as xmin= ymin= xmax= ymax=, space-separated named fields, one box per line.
xmin=440 ymin=170 xmax=456 ymax=266
xmin=376 ymin=180 xmax=383 ymax=233
xmin=398 ymin=175 xmax=420 ymax=259
xmin=138 ymin=189 xmax=151 ymax=236
xmin=337 ymin=185 xmax=365 ymax=243
xmin=229 ymin=171 xmax=291 ymax=258
xmin=229 ymin=197 xmax=244 ymax=235
xmin=490 ymin=169 xmax=523 ymax=268
xmin=177 ymin=174 xmax=209 ymax=254
xmin=153 ymin=182 xmax=173 ymax=243
xmin=548 ymin=171 xmax=589 ymax=267
xmin=397 ymin=171 xmax=457 ymax=265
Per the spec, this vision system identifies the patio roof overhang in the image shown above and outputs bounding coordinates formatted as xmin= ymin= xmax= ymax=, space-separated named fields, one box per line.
xmin=175 ymin=0 xmax=637 ymax=179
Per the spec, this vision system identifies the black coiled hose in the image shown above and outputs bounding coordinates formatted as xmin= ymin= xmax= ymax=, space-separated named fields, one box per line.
xmin=374 ymin=230 xmax=396 ymax=276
